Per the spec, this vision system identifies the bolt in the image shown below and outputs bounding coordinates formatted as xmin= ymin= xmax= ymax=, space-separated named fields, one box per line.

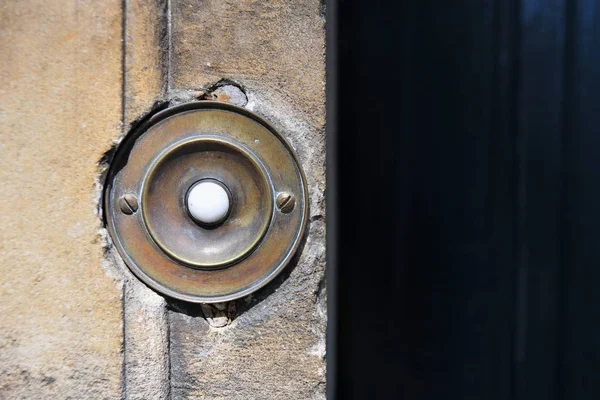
xmin=118 ymin=193 xmax=139 ymax=215
xmin=276 ymin=192 xmax=295 ymax=213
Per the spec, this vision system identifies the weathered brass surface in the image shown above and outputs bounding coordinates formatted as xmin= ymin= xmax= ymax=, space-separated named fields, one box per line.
xmin=104 ymin=101 xmax=308 ymax=303
xmin=142 ymin=137 xmax=273 ymax=268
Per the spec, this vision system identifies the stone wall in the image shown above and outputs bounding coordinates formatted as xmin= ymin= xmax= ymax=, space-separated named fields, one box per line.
xmin=0 ymin=1 xmax=325 ymax=399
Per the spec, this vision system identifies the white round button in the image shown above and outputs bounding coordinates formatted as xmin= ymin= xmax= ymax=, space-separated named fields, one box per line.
xmin=186 ymin=181 xmax=230 ymax=225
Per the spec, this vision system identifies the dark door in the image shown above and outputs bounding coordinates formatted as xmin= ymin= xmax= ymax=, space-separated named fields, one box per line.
xmin=330 ymin=0 xmax=600 ymax=398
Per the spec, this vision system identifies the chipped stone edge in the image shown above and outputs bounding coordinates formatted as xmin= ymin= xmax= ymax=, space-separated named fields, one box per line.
xmin=95 ymin=121 xmax=170 ymax=400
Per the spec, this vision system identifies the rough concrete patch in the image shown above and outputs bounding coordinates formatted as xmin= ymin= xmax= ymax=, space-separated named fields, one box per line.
xmin=207 ymin=85 xmax=248 ymax=107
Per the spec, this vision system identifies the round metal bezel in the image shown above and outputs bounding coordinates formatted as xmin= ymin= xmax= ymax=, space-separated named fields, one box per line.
xmin=104 ymin=101 xmax=308 ymax=303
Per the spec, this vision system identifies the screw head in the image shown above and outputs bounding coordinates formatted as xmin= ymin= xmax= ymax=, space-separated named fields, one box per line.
xmin=276 ymin=192 xmax=295 ymax=213
xmin=118 ymin=193 xmax=139 ymax=215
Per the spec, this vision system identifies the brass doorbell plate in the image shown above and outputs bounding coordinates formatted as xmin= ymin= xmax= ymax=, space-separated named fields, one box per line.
xmin=104 ymin=102 xmax=308 ymax=303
